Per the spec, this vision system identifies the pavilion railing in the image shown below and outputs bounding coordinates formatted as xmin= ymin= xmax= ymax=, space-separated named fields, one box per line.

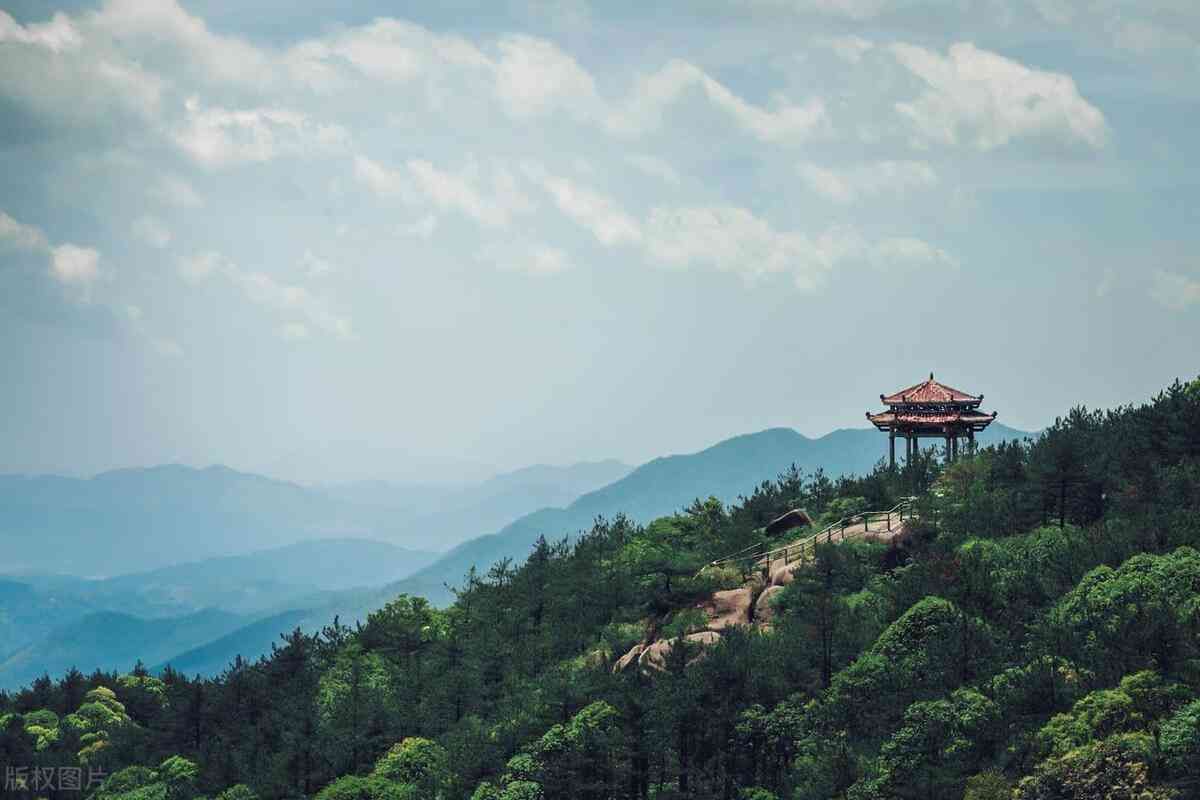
xmin=705 ymin=497 xmax=918 ymax=578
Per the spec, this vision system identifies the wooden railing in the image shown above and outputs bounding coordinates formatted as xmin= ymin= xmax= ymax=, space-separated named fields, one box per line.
xmin=705 ymin=497 xmax=917 ymax=576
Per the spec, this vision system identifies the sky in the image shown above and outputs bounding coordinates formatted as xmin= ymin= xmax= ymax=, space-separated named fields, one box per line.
xmin=1 ymin=0 xmax=1198 ymax=484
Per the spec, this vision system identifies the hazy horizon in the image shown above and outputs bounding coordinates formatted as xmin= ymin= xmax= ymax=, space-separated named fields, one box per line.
xmin=0 ymin=420 xmax=1042 ymax=486
xmin=2 ymin=1 xmax=1197 ymax=484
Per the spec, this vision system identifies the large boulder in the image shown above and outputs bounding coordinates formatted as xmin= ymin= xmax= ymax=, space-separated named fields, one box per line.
xmin=637 ymin=631 xmax=722 ymax=672
xmin=755 ymin=585 xmax=786 ymax=626
xmin=613 ymin=644 xmax=645 ymax=673
xmin=700 ymin=587 xmax=755 ymax=630
xmin=769 ymin=561 xmax=799 ymax=587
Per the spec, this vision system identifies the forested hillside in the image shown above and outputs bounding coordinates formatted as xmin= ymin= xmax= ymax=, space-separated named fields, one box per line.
xmin=2 ymin=381 xmax=1197 ymax=800
xmin=389 ymin=422 xmax=1030 ymax=607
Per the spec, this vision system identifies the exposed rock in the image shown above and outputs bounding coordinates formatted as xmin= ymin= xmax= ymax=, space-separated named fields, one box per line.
xmin=637 ymin=639 xmax=671 ymax=672
xmin=755 ymin=585 xmax=786 ymax=626
xmin=741 ymin=571 xmax=767 ymax=592
xmin=613 ymin=643 xmax=645 ymax=673
xmin=769 ymin=561 xmax=799 ymax=587
xmin=700 ymin=587 xmax=755 ymax=630
xmin=687 ymin=630 xmax=721 ymax=645
xmin=637 ymin=631 xmax=722 ymax=672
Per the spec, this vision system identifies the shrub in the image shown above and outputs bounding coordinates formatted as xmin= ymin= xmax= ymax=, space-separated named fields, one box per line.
xmin=371 ymin=737 xmax=448 ymax=795
xmin=315 ymin=775 xmax=417 ymax=800
xmin=964 ymin=771 xmax=1012 ymax=800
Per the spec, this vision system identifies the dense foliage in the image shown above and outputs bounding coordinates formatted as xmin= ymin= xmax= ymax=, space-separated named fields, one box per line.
xmin=3 ymin=378 xmax=1199 ymax=799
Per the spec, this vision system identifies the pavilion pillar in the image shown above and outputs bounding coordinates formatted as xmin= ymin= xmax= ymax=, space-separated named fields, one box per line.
xmin=968 ymin=429 xmax=975 ymax=453
xmin=945 ymin=434 xmax=953 ymax=463
xmin=889 ymin=431 xmax=896 ymax=469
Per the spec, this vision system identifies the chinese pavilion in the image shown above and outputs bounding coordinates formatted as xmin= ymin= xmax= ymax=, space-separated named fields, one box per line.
xmin=867 ymin=374 xmax=997 ymax=467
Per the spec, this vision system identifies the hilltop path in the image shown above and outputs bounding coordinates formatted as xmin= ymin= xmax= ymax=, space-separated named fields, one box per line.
xmin=615 ymin=499 xmax=916 ymax=673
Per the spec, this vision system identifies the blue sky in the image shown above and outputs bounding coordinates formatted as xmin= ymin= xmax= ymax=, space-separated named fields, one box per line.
xmin=1 ymin=0 xmax=1197 ymax=483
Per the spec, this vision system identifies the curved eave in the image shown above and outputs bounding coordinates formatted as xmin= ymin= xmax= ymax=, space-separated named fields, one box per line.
xmin=867 ymin=410 xmax=997 ymax=434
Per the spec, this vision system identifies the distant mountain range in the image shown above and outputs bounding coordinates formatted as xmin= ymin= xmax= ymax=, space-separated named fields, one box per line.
xmin=0 ymin=460 xmax=630 ymax=688
xmin=0 ymin=459 xmax=632 ymax=576
xmin=0 ymin=424 xmax=1032 ymax=689
xmin=0 ymin=538 xmax=437 ymax=689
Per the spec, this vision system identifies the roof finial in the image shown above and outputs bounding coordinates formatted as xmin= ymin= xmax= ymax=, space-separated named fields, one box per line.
xmin=929 ymin=371 xmax=934 ymax=381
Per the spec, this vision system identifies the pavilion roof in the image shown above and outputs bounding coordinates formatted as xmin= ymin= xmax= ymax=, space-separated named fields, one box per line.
xmin=881 ymin=373 xmax=982 ymax=405
xmin=867 ymin=410 xmax=997 ymax=426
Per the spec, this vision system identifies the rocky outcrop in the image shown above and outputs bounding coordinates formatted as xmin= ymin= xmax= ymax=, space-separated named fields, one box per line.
xmin=636 ymin=631 xmax=722 ymax=672
xmin=613 ymin=557 xmax=782 ymax=675
xmin=699 ymin=587 xmax=755 ymax=630
xmin=769 ymin=561 xmax=798 ymax=587
xmin=754 ymin=585 xmax=786 ymax=626
xmin=614 ymin=643 xmax=645 ymax=673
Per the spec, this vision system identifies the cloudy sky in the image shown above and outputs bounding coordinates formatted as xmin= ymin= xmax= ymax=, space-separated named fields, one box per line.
xmin=1 ymin=0 xmax=1197 ymax=483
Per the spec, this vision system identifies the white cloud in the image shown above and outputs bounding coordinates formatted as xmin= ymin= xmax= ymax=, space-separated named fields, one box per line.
xmin=527 ymin=245 xmax=570 ymax=275
xmin=174 ymin=97 xmax=348 ymax=167
xmin=1108 ymin=18 xmax=1195 ymax=54
xmin=282 ymin=17 xmax=498 ymax=98
xmin=95 ymin=58 xmax=166 ymax=116
xmin=132 ymin=215 xmax=172 ymax=248
xmin=484 ymin=242 xmax=572 ymax=276
xmin=50 ymin=244 xmax=101 ymax=284
xmin=609 ymin=59 xmax=829 ymax=143
xmin=407 ymin=159 xmax=532 ymax=228
xmin=797 ymin=160 xmax=938 ymax=204
xmin=178 ymin=251 xmax=225 ymax=283
xmin=93 ymin=0 xmax=271 ymax=88
xmin=868 ymin=236 xmax=958 ymax=270
xmin=642 ymin=206 xmax=847 ymax=289
xmin=279 ymin=322 xmax=311 ymax=341
xmin=0 ymin=10 xmax=81 ymax=52
xmin=890 ymin=42 xmax=1109 ymax=151
xmin=180 ymin=250 xmax=354 ymax=340
xmin=122 ymin=304 xmax=184 ymax=357
xmin=494 ymin=34 xmax=598 ymax=118
xmin=1032 ymin=0 xmax=1075 ymax=25
xmin=319 ymin=18 xmax=490 ymax=85
xmin=230 ymin=271 xmax=354 ymax=342
xmin=330 ymin=20 xmax=425 ymax=83
xmin=1 ymin=212 xmax=185 ymax=354
xmin=354 ymin=155 xmax=409 ymax=198
xmin=816 ymin=35 xmax=874 ymax=63
xmin=739 ymin=0 xmax=888 ymax=20
xmin=300 ymin=250 xmax=334 ymax=276
xmin=407 ymin=159 xmax=493 ymax=224
xmin=1149 ymin=270 xmax=1200 ymax=311
xmin=398 ymin=215 xmax=438 ymax=239
xmin=526 ymin=166 xmax=642 ymax=246
xmin=626 ymin=154 xmax=681 ymax=184
xmin=151 ymin=174 xmax=203 ymax=208
xmin=642 ymin=206 xmax=952 ymax=289
xmin=0 ymin=211 xmax=48 ymax=250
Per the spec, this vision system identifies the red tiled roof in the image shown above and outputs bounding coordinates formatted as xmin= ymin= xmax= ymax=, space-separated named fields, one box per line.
xmin=881 ymin=373 xmax=981 ymax=405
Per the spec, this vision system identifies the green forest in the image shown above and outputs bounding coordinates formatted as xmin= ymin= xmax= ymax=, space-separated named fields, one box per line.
xmin=3 ymin=378 xmax=1199 ymax=800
